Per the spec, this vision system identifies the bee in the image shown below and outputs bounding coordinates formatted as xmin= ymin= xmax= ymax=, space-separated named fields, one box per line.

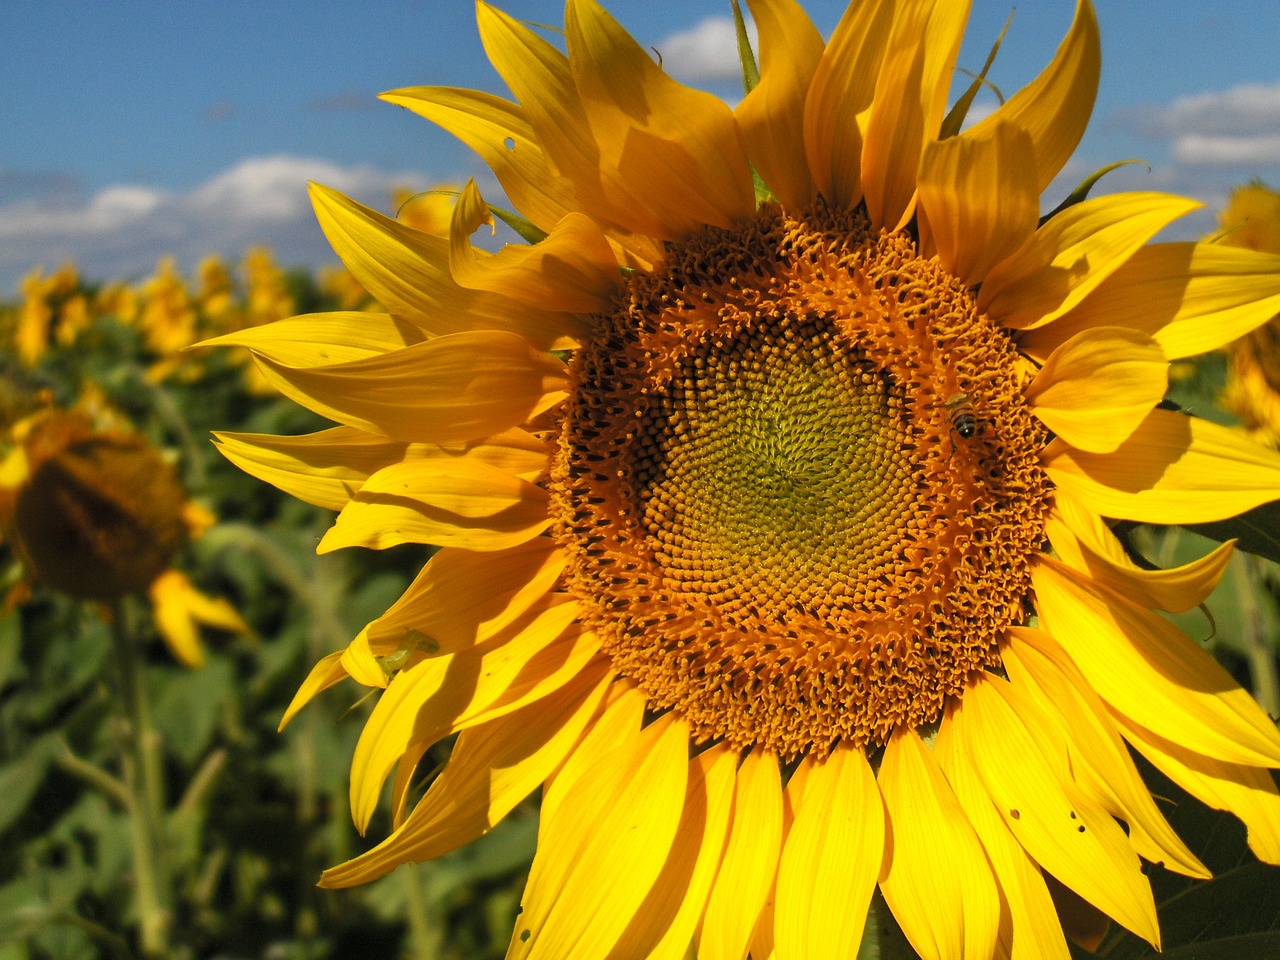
xmin=945 ymin=391 xmax=979 ymax=441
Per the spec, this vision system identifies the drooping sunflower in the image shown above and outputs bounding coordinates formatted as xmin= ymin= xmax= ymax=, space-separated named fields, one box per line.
xmin=209 ymin=1 xmax=1280 ymax=957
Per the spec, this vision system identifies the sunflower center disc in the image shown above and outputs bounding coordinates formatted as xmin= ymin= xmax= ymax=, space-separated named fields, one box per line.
xmin=551 ymin=204 xmax=1050 ymax=761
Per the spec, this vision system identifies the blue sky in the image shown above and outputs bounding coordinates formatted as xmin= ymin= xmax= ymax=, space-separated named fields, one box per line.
xmin=3 ymin=0 xmax=1280 ymax=295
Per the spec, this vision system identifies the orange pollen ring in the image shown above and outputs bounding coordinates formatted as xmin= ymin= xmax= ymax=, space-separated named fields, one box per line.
xmin=550 ymin=203 xmax=1050 ymax=761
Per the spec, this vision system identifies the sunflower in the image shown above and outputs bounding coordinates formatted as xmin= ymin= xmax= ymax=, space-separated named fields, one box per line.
xmin=1214 ymin=181 xmax=1280 ymax=447
xmin=209 ymin=1 xmax=1280 ymax=956
xmin=0 ymin=402 xmax=248 ymax=666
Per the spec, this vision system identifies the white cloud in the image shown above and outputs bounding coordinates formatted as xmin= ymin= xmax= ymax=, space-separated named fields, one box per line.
xmin=656 ymin=16 xmax=756 ymax=83
xmin=0 ymin=155 xmax=432 ymax=294
xmin=1159 ymin=81 xmax=1280 ymax=138
xmin=1171 ymin=133 xmax=1280 ymax=167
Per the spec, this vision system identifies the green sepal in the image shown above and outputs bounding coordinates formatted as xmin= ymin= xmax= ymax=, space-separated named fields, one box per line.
xmin=1040 ymin=159 xmax=1150 ymax=225
xmin=939 ymin=10 xmax=1013 ymax=140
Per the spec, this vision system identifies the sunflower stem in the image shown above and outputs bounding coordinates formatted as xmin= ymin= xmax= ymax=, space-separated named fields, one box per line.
xmin=1237 ymin=553 xmax=1280 ymax=717
xmin=401 ymin=863 xmax=441 ymax=960
xmin=110 ymin=596 xmax=174 ymax=959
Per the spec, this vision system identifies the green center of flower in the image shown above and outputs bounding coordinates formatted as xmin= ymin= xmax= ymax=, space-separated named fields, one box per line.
xmin=551 ymin=203 xmax=1050 ymax=761
xmin=631 ymin=315 xmax=914 ymax=626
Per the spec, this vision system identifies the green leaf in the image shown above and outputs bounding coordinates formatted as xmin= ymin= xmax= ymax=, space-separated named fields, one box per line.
xmin=730 ymin=0 xmax=760 ymax=97
xmin=939 ymin=9 xmax=1012 ymax=139
xmin=1186 ymin=501 xmax=1280 ymax=566
xmin=0 ymin=735 xmax=56 ymax=835
xmin=1041 ymin=159 xmax=1150 ymax=225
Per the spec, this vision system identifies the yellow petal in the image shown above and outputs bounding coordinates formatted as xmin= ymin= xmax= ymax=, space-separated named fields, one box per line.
xmin=476 ymin=1 xmax=669 ymax=241
xmin=1032 ymin=556 xmax=1280 ymax=767
xmin=540 ymin=681 xmax=645 ymax=824
xmin=278 ymin=650 xmax=348 ymax=731
xmin=1019 ymin=242 xmax=1280 ymax=362
xmin=212 ymin=426 xmax=414 ymax=511
xmin=363 ymin=539 xmax=565 ymax=657
xmin=380 ymin=85 xmax=575 ymax=235
xmin=774 ymin=744 xmax=883 ymax=960
xmin=934 ymin=712 xmax=1073 ymax=960
xmin=979 ymin=192 xmax=1201 ymax=331
xmin=563 ymin=0 xmax=756 ymax=237
xmin=317 ymin=458 xmax=550 ymax=554
xmin=340 ymin=628 xmax=386 ymax=689
xmin=348 ymin=597 xmax=589 ymax=830
xmin=917 ymin=120 xmax=1038 ymax=286
xmin=700 ymin=748 xmax=784 ymax=960
xmin=250 ymin=330 xmax=567 ymax=446
xmin=309 ymin=182 xmax=587 ymax=349
xmin=1003 ymin=628 xmax=1209 ymax=879
xmin=736 ymin=0 xmax=824 ymax=208
xmin=955 ymin=673 xmax=1160 ymax=947
xmin=198 ymin=311 xmax=422 ymax=365
xmin=217 ymin=425 xmax=547 ymax=515
xmin=1046 ymin=491 xmax=1235 ymax=613
xmin=449 ymin=179 xmax=620 ymax=314
xmin=878 ymin=726 xmax=1000 ymax=960
xmin=616 ymin=745 xmax=737 ymax=960
xmin=963 ymin=0 xmax=1100 ymax=194
xmin=148 ymin=569 xmax=250 ymax=669
xmin=861 ymin=0 xmax=971 ymax=231
xmin=319 ymin=666 xmax=611 ymax=888
xmin=509 ymin=713 xmax=690 ymax=959
xmin=802 ymin=0 xmax=894 ymax=209
xmin=1025 ymin=326 xmax=1168 ymax=454
xmin=1111 ymin=711 xmax=1280 ymax=865
xmin=1043 ymin=406 xmax=1280 ymax=524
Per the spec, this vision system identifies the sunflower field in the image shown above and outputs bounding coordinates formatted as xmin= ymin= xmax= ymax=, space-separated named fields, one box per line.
xmin=5 ymin=2 xmax=1280 ymax=960
xmin=0 ymin=243 xmax=537 ymax=960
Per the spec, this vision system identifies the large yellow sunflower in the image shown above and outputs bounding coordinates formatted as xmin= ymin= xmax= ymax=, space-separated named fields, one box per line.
xmin=208 ymin=1 xmax=1280 ymax=956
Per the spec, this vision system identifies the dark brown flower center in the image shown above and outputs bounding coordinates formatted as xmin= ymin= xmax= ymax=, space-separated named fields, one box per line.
xmin=551 ymin=204 xmax=1049 ymax=761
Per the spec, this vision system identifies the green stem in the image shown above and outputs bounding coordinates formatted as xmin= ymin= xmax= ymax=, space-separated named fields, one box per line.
xmin=401 ymin=863 xmax=440 ymax=960
xmin=110 ymin=598 xmax=173 ymax=959
xmin=1237 ymin=554 xmax=1280 ymax=717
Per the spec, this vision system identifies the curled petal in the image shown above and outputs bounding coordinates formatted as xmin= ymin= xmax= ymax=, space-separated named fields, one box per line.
xmin=1026 ymin=326 xmax=1168 ymax=454
xmin=963 ymin=0 xmax=1100 ymax=193
xmin=348 ymin=599 xmax=591 ymax=830
xmin=803 ymin=0 xmax=894 ymax=209
xmin=449 ymin=179 xmax=621 ymax=314
xmin=1033 ymin=555 xmax=1280 ymax=768
xmin=737 ymin=0 xmax=825 ymax=208
xmin=980 ymin=192 xmax=1200 ymax=331
xmin=319 ymin=666 xmax=611 ymax=888
xmin=1020 ymin=242 xmax=1280 ymax=362
xmin=1044 ymin=407 xmax=1280 ymax=524
xmin=563 ymin=0 xmax=756 ymax=236
xmin=380 ymin=85 xmax=575 ymax=235
xmin=309 ymin=183 xmax=588 ymax=348
xmin=918 ymin=120 xmax=1038 ymax=286
xmin=861 ymin=0 xmax=971 ymax=231
xmin=1046 ymin=491 xmax=1235 ymax=613
xmin=317 ymin=458 xmax=551 ymax=554
xmin=248 ymin=330 xmax=567 ymax=446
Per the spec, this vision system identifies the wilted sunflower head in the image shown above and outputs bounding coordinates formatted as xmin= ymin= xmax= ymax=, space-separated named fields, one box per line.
xmin=0 ymin=408 xmax=188 ymax=602
xmin=211 ymin=1 xmax=1280 ymax=957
